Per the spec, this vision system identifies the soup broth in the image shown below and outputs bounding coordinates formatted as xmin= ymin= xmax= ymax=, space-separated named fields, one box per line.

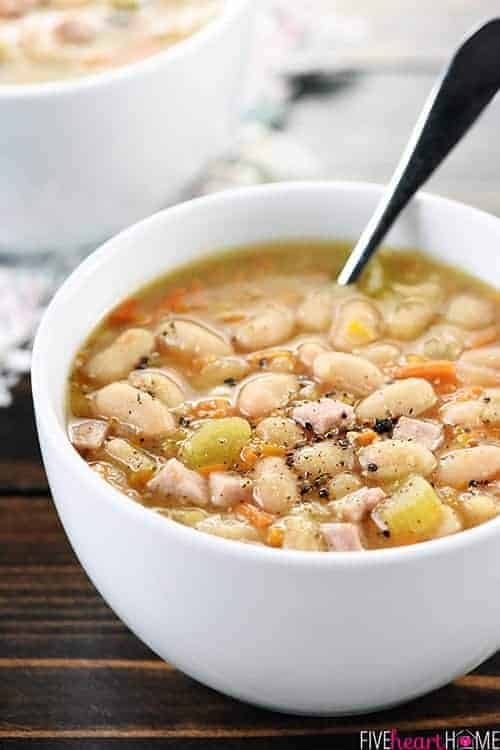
xmin=68 ymin=240 xmax=500 ymax=552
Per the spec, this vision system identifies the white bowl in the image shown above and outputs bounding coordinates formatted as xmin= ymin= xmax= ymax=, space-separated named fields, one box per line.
xmin=32 ymin=182 xmax=500 ymax=716
xmin=0 ymin=0 xmax=254 ymax=255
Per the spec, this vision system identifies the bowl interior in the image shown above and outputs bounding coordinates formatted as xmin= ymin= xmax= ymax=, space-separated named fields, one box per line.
xmin=33 ymin=181 xmax=500 ymax=435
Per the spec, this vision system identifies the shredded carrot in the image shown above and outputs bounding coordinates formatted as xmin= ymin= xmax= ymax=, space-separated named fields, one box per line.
xmin=107 ymin=298 xmax=143 ymax=326
xmin=267 ymin=527 xmax=285 ymax=548
xmin=239 ymin=445 xmax=259 ymax=470
xmin=356 ymin=429 xmax=377 ymax=447
xmin=466 ymin=325 xmax=498 ymax=349
xmin=236 ymin=503 xmax=275 ymax=529
xmin=198 ymin=464 xmax=227 ymax=477
xmin=258 ymin=444 xmax=287 ymax=458
xmin=394 ymin=360 xmax=458 ymax=384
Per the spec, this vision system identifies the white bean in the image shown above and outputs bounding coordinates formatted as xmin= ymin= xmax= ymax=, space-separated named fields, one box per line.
xmin=356 ymin=342 xmax=400 ymax=367
xmin=386 ymin=296 xmax=436 ymax=340
xmin=85 ymin=328 xmax=154 ymax=385
xmin=458 ymin=492 xmax=499 ymax=525
xmin=327 ymin=472 xmax=362 ymax=500
xmin=297 ymin=341 xmax=329 ymax=370
xmin=156 ymin=318 xmax=232 ymax=358
xmin=253 ymin=457 xmax=299 ymax=513
xmin=255 ymin=417 xmax=305 ymax=449
xmin=330 ymin=298 xmax=381 ymax=351
xmin=415 ymin=324 xmax=465 ymax=360
xmin=196 ymin=357 xmax=250 ymax=388
xmin=238 ymin=374 xmax=298 ymax=420
xmin=296 ymin=288 xmax=336 ymax=332
xmin=356 ymin=378 xmax=437 ymax=422
xmin=282 ymin=516 xmax=322 ymax=551
xmin=93 ymin=382 xmax=175 ymax=438
xmin=436 ymin=446 xmax=500 ymax=488
xmin=234 ymin=305 xmax=294 ymax=351
xmin=293 ymin=441 xmax=354 ymax=480
xmin=441 ymin=390 xmax=500 ymax=428
xmin=445 ymin=294 xmax=495 ymax=330
xmin=456 ymin=362 xmax=500 ymax=387
xmin=129 ymin=368 xmax=185 ymax=408
xmin=461 ymin=346 xmax=500 ymax=370
xmin=313 ymin=352 xmax=384 ymax=397
xmin=197 ymin=516 xmax=259 ymax=542
xmin=358 ymin=439 xmax=436 ymax=482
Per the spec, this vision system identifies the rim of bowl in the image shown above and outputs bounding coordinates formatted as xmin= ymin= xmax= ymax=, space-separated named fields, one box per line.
xmin=31 ymin=180 xmax=500 ymax=569
xmin=0 ymin=0 xmax=249 ymax=99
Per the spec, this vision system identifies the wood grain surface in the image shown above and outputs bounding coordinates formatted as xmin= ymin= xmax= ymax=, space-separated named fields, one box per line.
xmin=3 ymin=1 xmax=500 ymax=745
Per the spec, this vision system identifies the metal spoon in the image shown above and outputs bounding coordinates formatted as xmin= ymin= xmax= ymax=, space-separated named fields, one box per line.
xmin=337 ymin=17 xmax=500 ymax=286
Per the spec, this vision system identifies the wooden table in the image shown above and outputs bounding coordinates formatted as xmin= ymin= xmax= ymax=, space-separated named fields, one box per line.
xmin=3 ymin=2 xmax=500 ymax=745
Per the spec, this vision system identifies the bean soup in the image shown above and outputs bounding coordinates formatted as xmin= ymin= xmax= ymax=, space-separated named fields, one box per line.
xmin=68 ymin=241 xmax=500 ymax=551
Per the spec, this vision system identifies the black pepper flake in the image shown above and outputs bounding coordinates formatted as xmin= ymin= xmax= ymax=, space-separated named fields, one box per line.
xmin=137 ymin=357 xmax=149 ymax=369
xmin=179 ymin=416 xmax=191 ymax=428
xmin=374 ymin=418 xmax=394 ymax=435
xmin=300 ymin=483 xmax=312 ymax=496
xmin=469 ymin=479 xmax=488 ymax=488
xmin=367 ymin=462 xmax=378 ymax=473
xmin=382 ymin=529 xmax=391 ymax=538
xmin=259 ymin=358 xmax=269 ymax=368
xmin=223 ymin=377 xmax=237 ymax=387
xmin=318 ymin=488 xmax=329 ymax=498
xmin=285 ymin=453 xmax=295 ymax=467
xmin=337 ymin=438 xmax=350 ymax=449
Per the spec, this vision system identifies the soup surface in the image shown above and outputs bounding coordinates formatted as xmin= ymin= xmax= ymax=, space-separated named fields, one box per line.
xmin=0 ymin=0 xmax=220 ymax=84
xmin=68 ymin=241 xmax=500 ymax=552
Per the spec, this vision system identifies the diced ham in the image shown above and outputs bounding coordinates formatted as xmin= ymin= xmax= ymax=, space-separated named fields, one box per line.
xmin=331 ymin=487 xmax=386 ymax=522
xmin=148 ymin=458 xmax=208 ymax=507
xmin=321 ymin=522 xmax=364 ymax=551
xmin=292 ymin=398 xmax=355 ymax=435
xmin=69 ymin=419 xmax=109 ymax=452
xmin=392 ymin=416 xmax=443 ymax=451
xmin=209 ymin=472 xmax=253 ymax=509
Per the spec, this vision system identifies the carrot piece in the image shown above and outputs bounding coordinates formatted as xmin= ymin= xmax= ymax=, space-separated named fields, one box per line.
xmin=107 ymin=298 xmax=142 ymax=326
xmin=465 ymin=325 xmax=498 ymax=349
xmin=394 ymin=360 xmax=458 ymax=384
xmin=198 ymin=464 xmax=227 ymax=477
xmin=356 ymin=429 xmax=377 ymax=447
xmin=236 ymin=503 xmax=275 ymax=529
xmin=259 ymin=444 xmax=287 ymax=458
xmin=239 ymin=445 xmax=259 ymax=470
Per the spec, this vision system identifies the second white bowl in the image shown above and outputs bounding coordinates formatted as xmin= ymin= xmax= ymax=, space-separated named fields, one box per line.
xmin=0 ymin=0 xmax=254 ymax=255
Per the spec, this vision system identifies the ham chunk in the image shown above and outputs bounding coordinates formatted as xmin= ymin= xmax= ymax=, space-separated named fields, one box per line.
xmin=330 ymin=487 xmax=386 ymax=522
xmin=148 ymin=458 xmax=208 ymax=507
xmin=321 ymin=522 xmax=364 ymax=551
xmin=392 ymin=416 xmax=443 ymax=451
xmin=209 ymin=472 xmax=253 ymax=509
xmin=292 ymin=398 xmax=355 ymax=435
xmin=70 ymin=419 xmax=109 ymax=452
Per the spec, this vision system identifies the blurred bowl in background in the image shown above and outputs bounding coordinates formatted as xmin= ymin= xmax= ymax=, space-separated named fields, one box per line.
xmin=0 ymin=0 xmax=254 ymax=256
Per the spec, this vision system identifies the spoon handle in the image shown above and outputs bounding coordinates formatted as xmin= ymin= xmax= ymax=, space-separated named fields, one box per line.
xmin=337 ymin=17 xmax=500 ymax=286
